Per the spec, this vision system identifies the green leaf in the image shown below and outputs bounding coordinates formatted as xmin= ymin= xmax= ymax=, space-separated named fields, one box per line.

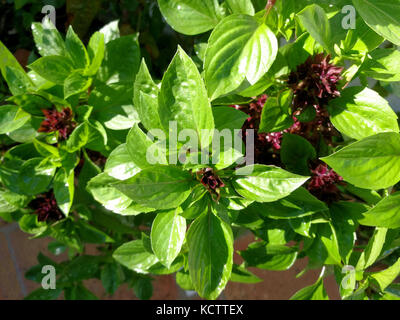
xmin=0 ymin=189 xmax=29 ymax=214
xmin=357 ymin=192 xmax=400 ymax=229
xmin=328 ymin=87 xmax=399 ymax=141
xmin=4 ymin=66 xmax=34 ymax=95
xmin=0 ymin=105 xmax=30 ymax=134
xmin=133 ymin=278 xmax=153 ymax=300
xmin=105 ymin=144 xmax=141 ymax=180
xmin=97 ymin=35 xmax=140 ymax=85
xmin=134 ymin=59 xmax=162 ymax=131
xmin=64 ymin=70 xmax=92 ymax=99
xmin=99 ymin=20 xmax=120 ymax=43
xmin=176 ymin=270 xmax=195 ymax=290
xmin=87 ymin=173 xmax=147 ymax=215
xmin=290 ymin=278 xmax=329 ymax=300
xmin=205 ymin=14 xmax=278 ymax=100
xmin=157 ymin=0 xmax=222 ymax=35
xmin=25 ymin=288 xmax=62 ymax=300
xmin=352 ymin=0 xmax=400 ymax=46
xmin=280 ymin=133 xmax=316 ymax=176
xmin=18 ymin=158 xmax=56 ymax=196
xmin=356 ymin=227 xmax=388 ymax=270
xmin=230 ymin=264 xmax=262 ymax=283
xmin=65 ymin=26 xmax=89 ymax=69
xmin=233 ymin=165 xmax=309 ymax=202
xmin=85 ymin=32 xmax=105 ymax=76
xmin=66 ymin=121 xmax=107 ymax=152
xmin=240 ymin=242 xmax=298 ymax=271
xmin=114 ymin=166 xmax=193 ymax=210
xmin=321 ymin=132 xmax=400 ymax=190
xmin=159 ymin=46 xmax=214 ymax=149
xmin=370 ymin=258 xmax=400 ymax=292
xmin=89 ymin=83 xmax=139 ymax=130
xmin=187 ymin=211 xmax=233 ymax=300
xmin=29 ymin=56 xmax=74 ymax=85
xmin=362 ymin=48 xmax=400 ymax=82
xmin=151 ymin=208 xmax=186 ymax=268
xmin=54 ymin=168 xmax=74 ymax=216
xmin=65 ymin=284 xmax=99 ymax=300
xmin=226 ymin=0 xmax=254 ymax=15
xmin=31 ymin=18 xmax=67 ymax=57
xmin=252 ymin=187 xmax=328 ymax=219
xmin=48 ymin=241 xmax=67 ymax=256
xmin=113 ymin=240 xmax=159 ymax=274
xmin=330 ymin=204 xmax=357 ymax=264
xmin=126 ymin=124 xmax=167 ymax=169
xmin=212 ymin=106 xmax=248 ymax=131
xmin=259 ymin=92 xmax=294 ymax=133
xmin=101 ymin=263 xmax=122 ymax=295
xmin=297 ymin=4 xmax=332 ymax=52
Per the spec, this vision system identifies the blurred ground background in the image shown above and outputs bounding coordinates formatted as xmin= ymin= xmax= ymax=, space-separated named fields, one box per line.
xmin=0 ymin=219 xmax=341 ymax=300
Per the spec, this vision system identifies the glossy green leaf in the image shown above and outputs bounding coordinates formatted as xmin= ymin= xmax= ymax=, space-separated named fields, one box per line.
xmin=66 ymin=121 xmax=107 ymax=153
xmin=321 ymin=132 xmax=400 ymax=190
xmin=226 ymin=0 xmax=254 ymax=15
xmin=357 ymin=192 xmax=400 ymax=229
xmin=0 ymin=105 xmax=30 ymax=134
xmin=65 ymin=26 xmax=89 ymax=69
xmin=87 ymin=173 xmax=148 ymax=215
xmin=290 ymin=278 xmax=329 ymax=300
xmin=64 ymin=70 xmax=92 ymax=99
xmin=328 ymin=87 xmax=399 ymax=140
xmin=89 ymin=83 xmax=139 ymax=130
xmin=356 ymin=227 xmax=387 ymax=270
xmin=54 ymin=168 xmax=74 ymax=216
xmin=362 ymin=49 xmax=400 ymax=82
xmin=113 ymin=240 xmax=158 ymax=274
xmin=297 ymin=4 xmax=332 ymax=52
xmin=187 ymin=211 xmax=233 ymax=300
xmin=29 ymin=56 xmax=74 ymax=85
xmin=253 ymin=187 xmax=327 ymax=220
xmin=370 ymin=258 xmax=400 ymax=292
xmin=18 ymin=158 xmax=56 ymax=196
xmin=97 ymin=35 xmax=140 ymax=84
xmin=233 ymin=165 xmax=309 ymax=202
xmin=104 ymin=144 xmax=141 ymax=180
xmin=133 ymin=59 xmax=162 ymax=131
xmin=31 ymin=18 xmax=67 ymax=57
xmin=85 ymin=32 xmax=105 ymax=76
xmin=99 ymin=20 xmax=120 ymax=43
xmin=157 ymin=0 xmax=222 ymax=35
xmin=114 ymin=166 xmax=193 ymax=210
xmin=205 ymin=14 xmax=278 ymax=100
xmin=212 ymin=106 xmax=248 ymax=131
xmin=352 ymin=0 xmax=400 ymax=46
xmin=151 ymin=208 xmax=186 ymax=268
xmin=126 ymin=124 xmax=167 ymax=169
xmin=230 ymin=264 xmax=262 ymax=283
xmin=159 ymin=46 xmax=214 ymax=149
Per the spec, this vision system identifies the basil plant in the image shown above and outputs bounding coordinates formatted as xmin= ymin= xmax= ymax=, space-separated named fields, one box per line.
xmin=1 ymin=0 xmax=400 ymax=300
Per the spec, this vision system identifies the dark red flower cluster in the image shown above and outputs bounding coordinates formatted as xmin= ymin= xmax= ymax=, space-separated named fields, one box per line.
xmin=308 ymin=163 xmax=343 ymax=201
xmin=38 ymin=108 xmax=76 ymax=140
xmin=233 ymin=95 xmax=281 ymax=163
xmin=288 ymin=53 xmax=343 ymax=112
xmin=198 ymin=168 xmax=225 ymax=201
xmin=29 ymin=191 xmax=64 ymax=222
